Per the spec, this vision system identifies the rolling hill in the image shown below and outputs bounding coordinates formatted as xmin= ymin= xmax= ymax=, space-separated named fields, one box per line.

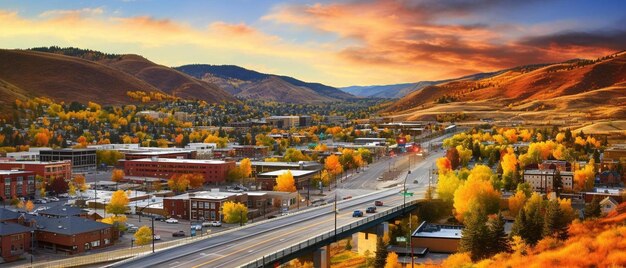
xmin=0 ymin=49 xmax=164 ymax=107
xmin=175 ymin=64 xmax=355 ymax=103
xmin=384 ymin=51 xmax=626 ymax=122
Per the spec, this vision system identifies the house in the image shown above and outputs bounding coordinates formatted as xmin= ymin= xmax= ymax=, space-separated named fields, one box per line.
xmin=600 ymin=197 xmax=619 ymax=215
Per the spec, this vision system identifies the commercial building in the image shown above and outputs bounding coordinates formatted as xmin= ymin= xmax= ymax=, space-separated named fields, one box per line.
xmin=0 ymin=160 xmax=72 ymax=182
xmin=412 ymin=221 xmax=462 ymax=253
xmin=523 ymin=169 xmax=574 ymax=193
xmin=26 ymin=214 xmax=115 ymax=254
xmin=256 ymin=169 xmax=318 ymax=191
xmin=164 ymin=190 xmax=245 ymax=221
xmin=6 ymin=151 xmax=40 ymax=161
xmin=124 ymin=150 xmax=197 ymax=160
xmin=266 ymin=116 xmax=299 ymax=129
xmin=299 ymin=116 xmax=313 ymax=127
xmin=0 ymin=219 xmax=33 ymax=262
xmin=124 ymin=158 xmax=235 ymax=183
xmin=247 ymin=161 xmax=323 ymax=177
xmin=324 ymin=115 xmax=347 ymax=125
xmin=0 ymin=170 xmax=36 ymax=200
xmin=39 ymin=149 xmax=97 ymax=172
xmin=232 ymin=145 xmax=269 ymax=159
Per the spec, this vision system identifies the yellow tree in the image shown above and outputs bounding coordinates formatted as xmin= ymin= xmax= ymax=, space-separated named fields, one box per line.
xmin=324 ymin=154 xmax=343 ymax=179
xmin=134 ymin=226 xmax=153 ymax=246
xmin=508 ymin=190 xmax=527 ymax=217
xmin=437 ymin=171 xmax=462 ymax=203
xmin=25 ymin=200 xmax=34 ymax=212
xmin=436 ymin=157 xmax=452 ymax=174
xmin=221 ymin=201 xmax=248 ymax=224
xmin=453 ymin=165 xmax=501 ymax=222
xmin=574 ymin=159 xmax=595 ymax=191
xmin=240 ymin=158 xmax=252 ymax=184
xmin=274 ymin=170 xmax=297 ymax=192
xmin=111 ymin=169 xmax=125 ymax=183
xmin=106 ymin=190 xmax=129 ymax=216
xmin=456 ymin=145 xmax=472 ymax=167
xmin=188 ymin=174 xmax=205 ymax=189
xmin=384 ymin=252 xmax=402 ymax=268
xmin=168 ymin=174 xmax=190 ymax=192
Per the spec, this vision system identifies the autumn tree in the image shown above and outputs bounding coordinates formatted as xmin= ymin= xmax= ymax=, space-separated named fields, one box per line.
xmin=384 ymin=252 xmax=401 ymax=268
xmin=106 ymin=190 xmax=129 ymax=216
xmin=574 ymin=159 xmax=595 ymax=191
xmin=222 ymin=201 xmax=248 ymax=224
xmin=324 ymin=154 xmax=343 ymax=183
xmin=453 ymin=165 xmax=501 ymax=222
xmin=47 ymin=177 xmax=69 ymax=195
xmin=25 ymin=200 xmax=34 ymax=212
xmin=188 ymin=174 xmax=205 ymax=189
xmin=111 ymin=169 xmax=125 ymax=183
xmin=134 ymin=225 xmax=153 ymax=246
xmin=511 ymin=193 xmax=544 ymax=246
xmin=459 ymin=206 xmax=490 ymax=261
xmin=168 ymin=174 xmax=190 ymax=193
xmin=456 ymin=145 xmax=472 ymax=167
xmin=508 ymin=190 xmax=527 ymax=217
xmin=446 ymin=147 xmax=461 ymax=170
xmin=437 ymin=171 xmax=462 ymax=203
xmin=239 ymin=158 xmax=252 ymax=185
xmin=436 ymin=157 xmax=452 ymax=174
xmin=283 ymin=148 xmax=310 ymax=162
xmin=274 ymin=170 xmax=297 ymax=192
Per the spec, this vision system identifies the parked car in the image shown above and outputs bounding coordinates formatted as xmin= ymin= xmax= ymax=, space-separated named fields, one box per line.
xmin=48 ymin=197 xmax=60 ymax=202
xmin=413 ymin=179 xmax=419 ymax=183
xmin=34 ymin=199 xmax=46 ymax=204
xmin=165 ymin=218 xmax=179 ymax=224
xmin=58 ymin=193 xmax=69 ymax=198
xmin=125 ymin=223 xmax=136 ymax=228
xmin=127 ymin=226 xmax=139 ymax=233
xmin=374 ymin=201 xmax=384 ymax=206
xmin=281 ymin=212 xmax=291 ymax=217
xmin=153 ymin=234 xmax=161 ymax=240
xmin=202 ymin=221 xmax=222 ymax=227
xmin=191 ymin=224 xmax=202 ymax=231
xmin=153 ymin=215 xmax=166 ymax=222
xmin=267 ymin=215 xmax=277 ymax=219
xmin=352 ymin=210 xmax=364 ymax=217
xmin=366 ymin=207 xmax=377 ymax=213
xmin=172 ymin=231 xmax=185 ymax=237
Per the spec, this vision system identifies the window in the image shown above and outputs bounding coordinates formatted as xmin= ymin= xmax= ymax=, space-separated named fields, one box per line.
xmin=191 ymin=201 xmax=197 ymax=208
xmin=91 ymin=240 xmax=100 ymax=247
xmin=210 ymin=211 xmax=215 ymax=220
xmin=104 ymin=239 xmax=110 ymax=245
xmin=4 ymin=178 xmax=10 ymax=197
xmin=210 ymin=203 xmax=215 ymax=209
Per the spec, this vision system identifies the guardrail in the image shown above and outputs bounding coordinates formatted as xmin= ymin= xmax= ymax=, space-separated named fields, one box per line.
xmin=239 ymin=199 xmax=420 ymax=268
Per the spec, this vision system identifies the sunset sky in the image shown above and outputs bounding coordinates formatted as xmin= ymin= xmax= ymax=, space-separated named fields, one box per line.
xmin=1 ymin=0 xmax=625 ymax=87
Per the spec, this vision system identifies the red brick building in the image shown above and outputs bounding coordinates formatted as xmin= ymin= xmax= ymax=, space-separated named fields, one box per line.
xmin=232 ymin=145 xmax=269 ymax=159
xmin=0 ymin=170 xmax=36 ymax=200
xmin=0 ymin=209 xmax=33 ymax=262
xmin=26 ymin=215 xmax=115 ymax=254
xmin=124 ymin=158 xmax=235 ymax=183
xmin=0 ymin=160 xmax=72 ymax=181
xmin=124 ymin=150 xmax=197 ymax=160
xmin=163 ymin=191 xmax=245 ymax=220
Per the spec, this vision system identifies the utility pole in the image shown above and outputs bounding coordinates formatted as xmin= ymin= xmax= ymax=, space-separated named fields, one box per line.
xmin=151 ymin=216 xmax=155 ymax=253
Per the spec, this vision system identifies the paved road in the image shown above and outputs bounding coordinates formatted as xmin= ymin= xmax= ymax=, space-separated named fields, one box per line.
xmin=113 ymin=185 xmax=426 ymax=268
xmin=111 ymin=134 xmax=450 ymax=268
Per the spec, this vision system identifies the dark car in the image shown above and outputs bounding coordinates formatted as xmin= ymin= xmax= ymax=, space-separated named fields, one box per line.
xmin=172 ymin=231 xmax=185 ymax=237
xmin=374 ymin=201 xmax=383 ymax=206
xmin=352 ymin=210 xmax=364 ymax=217
xmin=366 ymin=207 xmax=377 ymax=213
xmin=153 ymin=215 xmax=166 ymax=222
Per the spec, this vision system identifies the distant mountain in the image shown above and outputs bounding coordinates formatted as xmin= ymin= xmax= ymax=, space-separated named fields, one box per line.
xmin=384 ymin=51 xmax=626 ymax=121
xmin=176 ymin=64 xmax=355 ymax=103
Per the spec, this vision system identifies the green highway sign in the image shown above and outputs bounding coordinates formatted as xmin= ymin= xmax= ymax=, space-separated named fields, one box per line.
xmin=400 ymin=191 xmax=414 ymax=196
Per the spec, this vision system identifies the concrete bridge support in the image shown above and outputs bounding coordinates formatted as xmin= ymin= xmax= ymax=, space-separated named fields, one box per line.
xmin=313 ymin=245 xmax=330 ymax=268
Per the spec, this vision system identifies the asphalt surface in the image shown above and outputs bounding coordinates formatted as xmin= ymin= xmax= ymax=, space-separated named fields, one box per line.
xmin=113 ymin=186 xmax=423 ymax=268
xmin=112 ymin=135 xmax=449 ymax=268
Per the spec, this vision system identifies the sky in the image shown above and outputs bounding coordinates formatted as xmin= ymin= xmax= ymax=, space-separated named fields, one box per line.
xmin=1 ymin=0 xmax=625 ymax=87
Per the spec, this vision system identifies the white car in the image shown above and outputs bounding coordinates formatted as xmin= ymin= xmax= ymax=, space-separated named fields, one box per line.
xmin=165 ymin=218 xmax=179 ymax=224
xmin=202 ymin=221 xmax=222 ymax=227
xmin=153 ymin=234 xmax=161 ymax=240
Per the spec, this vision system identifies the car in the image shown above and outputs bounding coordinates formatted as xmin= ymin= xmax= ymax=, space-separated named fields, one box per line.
xmin=281 ymin=212 xmax=291 ymax=216
xmin=125 ymin=223 xmax=136 ymax=228
xmin=48 ymin=197 xmax=60 ymax=202
xmin=366 ymin=207 xmax=377 ymax=213
xmin=172 ymin=231 xmax=185 ymax=237
xmin=267 ymin=215 xmax=277 ymax=219
xmin=58 ymin=193 xmax=69 ymax=198
xmin=376 ymin=176 xmax=384 ymax=181
xmin=210 ymin=221 xmax=222 ymax=227
xmin=153 ymin=215 xmax=166 ymax=222
xmin=153 ymin=234 xmax=161 ymax=240
xmin=165 ymin=218 xmax=179 ymax=224
xmin=34 ymin=199 xmax=46 ymax=204
xmin=342 ymin=196 xmax=352 ymax=200
xmin=352 ymin=210 xmax=363 ymax=217
xmin=191 ymin=225 xmax=202 ymax=231
xmin=374 ymin=201 xmax=384 ymax=206
xmin=127 ymin=226 xmax=139 ymax=233
xmin=413 ymin=179 xmax=419 ymax=183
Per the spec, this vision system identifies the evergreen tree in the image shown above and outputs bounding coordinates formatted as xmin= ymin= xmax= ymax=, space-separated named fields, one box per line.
xmin=543 ymin=199 xmax=569 ymax=240
xmin=374 ymin=236 xmax=388 ymax=268
xmin=488 ymin=212 xmax=511 ymax=255
xmin=564 ymin=129 xmax=572 ymax=143
xmin=584 ymin=197 xmax=601 ymax=219
xmin=459 ymin=207 xmax=490 ymax=261
xmin=553 ymin=169 xmax=563 ymax=197
xmin=511 ymin=199 xmax=544 ymax=246
xmin=472 ymin=142 xmax=482 ymax=162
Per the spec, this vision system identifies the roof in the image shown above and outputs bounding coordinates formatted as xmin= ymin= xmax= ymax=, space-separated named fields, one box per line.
xmin=129 ymin=158 xmax=229 ymax=164
xmin=165 ymin=190 xmax=241 ymax=200
xmin=39 ymin=205 xmax=86 ymax=217
xmin=0 ymin=170 xmax=34 ymax=175
xmin=40 ymin=148 xmax=96 ymax=152
xmin=25 ymin=215 xmax=111 ymax=235
xmin=247 ymin=161 xmax=322 ymax=168
xmin=125 ymin=150 xmax=194 ymax=156
xmin=524 ymin=170 xmax=574 ymax=176
xmin=258 ymin=169 xmax=318 ymax=177
xmin=412 ymin=221 xmax=463 ymax=239
xmin=0 ymin=208 xmax=20 ymax=221
xmin=0 ymin=160 xmax=71 ymax=165
xmin=0 ymin=221 xmax=33 ymax=236
xmin=601 ymin=197 xmax=619 ymax=206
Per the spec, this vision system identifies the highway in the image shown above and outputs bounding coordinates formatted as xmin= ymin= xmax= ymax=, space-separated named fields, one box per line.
xmin=112 ymin=135 xmax=449 ymax=268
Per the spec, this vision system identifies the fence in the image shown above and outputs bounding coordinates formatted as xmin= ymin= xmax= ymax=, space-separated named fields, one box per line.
xmin=239 ymin=199 xmax=420 ymax=268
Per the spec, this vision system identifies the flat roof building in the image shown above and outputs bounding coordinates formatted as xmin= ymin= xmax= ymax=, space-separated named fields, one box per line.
xmin=39 ymin=149 xmax=96 ymax=172
xmin=412 ymin=221 xmax=463 ymax=253
xmin=523 ymin=169 xmax=574 ymax=193
xmin=124 ymin=158 xmax=235 ymax=184
xmin=0 ymin=170 xmax=36 ymax=200
xmin=256 ymin=169 xmax=318 ymax=191
xmin=0 ymin=160 xmax=72 ymax=182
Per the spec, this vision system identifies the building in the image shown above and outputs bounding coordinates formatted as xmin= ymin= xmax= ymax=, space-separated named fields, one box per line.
xmin=38 ymin=206 xmax=87 ymax=218
xmin=0 ymin=170 xmax=36 ymax=200
xmin=87 ymin=144 xmax=140 ymax=151
xmin=39 ymin=149 xmax=96 ymax=172
xmin=124 ymin=158 xmax=235 ymax=183
xmin=124 ymin=150 xmax=197 ymax=161
xmin=523 ymin=169 xmax=574 ymax=193
xmin=0 ymin=220 xmax=33 ymax=262
xmin=600 ymin=197 xmax=619 ymax=215
xmin=247 ymin=161 xmax=323 ymax=177
xmin=583 ymin=188 xmax=624 ymax=203
xmin=26 ymin=215 xmax=115 ymax=254
xmin=136 ymin=110 xmax=165 ymax=119
xmin=324 ymin=115 xmax=347 ymax=125
xmin=185 ymin=143 xmax=217 ymax=154
xmin=163 ymin=190 xmax=246 ymax=220
xmin=0 ymin=160 xmax=72 ymax=182
xmin=538 ymin=160 xmax=571 ymax=171
xmin=6 ymin=151 xmax=40 ymax=161
xmin=266 ymin=116 xmax=299 ymax=129
xmin=255 ymin=169 xmax=318 ymax=191
xmin=299 ymin=116 xmax=313 ymax=127
xmin=412 ymin=221 xmax=463 ymax=253
xmin=354 ymin=138 xmax=387 ymax=146
xmin=232 ymin=145 xmax=269 ymax=159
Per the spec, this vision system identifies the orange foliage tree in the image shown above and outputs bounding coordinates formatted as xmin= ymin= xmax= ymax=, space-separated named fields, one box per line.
xmin=168 ymin=174 xmax=190 ymax=192
xmin=324 ymin=154 xmax=343 ymax=179
xmin=574 ymin=159 xmax=595 ymax=191
xmin=274 ymin=170 xmax=297 ymax=192
xmin=111 ymin=169 xmax=125 ymax=183
xmin=453 ymin=165 xmax=501 ymax=222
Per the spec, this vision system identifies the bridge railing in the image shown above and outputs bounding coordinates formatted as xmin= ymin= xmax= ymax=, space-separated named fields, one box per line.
xmin=239 ymin=199 xmax=419 ymax=268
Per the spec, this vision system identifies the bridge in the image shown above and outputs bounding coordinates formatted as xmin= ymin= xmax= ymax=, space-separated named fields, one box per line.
xmin=111 ymin=186 xmax=426 ymax=268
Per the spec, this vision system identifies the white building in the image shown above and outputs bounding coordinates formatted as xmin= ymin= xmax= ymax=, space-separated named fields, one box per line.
xmin=523 ymin=170 xmax=574 ymax=192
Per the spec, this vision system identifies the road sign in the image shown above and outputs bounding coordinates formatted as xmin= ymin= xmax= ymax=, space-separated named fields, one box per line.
xmin=400 ymin=191 xmax=414 ymax=196
xmin=396 ymin=237 xmax=406 ymax=242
